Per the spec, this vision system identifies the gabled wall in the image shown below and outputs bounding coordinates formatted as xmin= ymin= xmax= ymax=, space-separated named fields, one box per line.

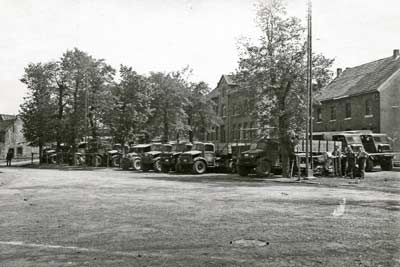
xmin=379 ymin=69 xmax=400 ymax=154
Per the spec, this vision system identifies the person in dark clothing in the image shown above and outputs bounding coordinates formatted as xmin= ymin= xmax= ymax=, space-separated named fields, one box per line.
xmin=332 ymin=145 xmax=341 ymax=177
xmin=6 ymin=150 xmax=13 ymax=166
xmin=357 ymin=147 xmax=369 ymax=179
xmin=345 ymin=145 xmax=356 ymax=179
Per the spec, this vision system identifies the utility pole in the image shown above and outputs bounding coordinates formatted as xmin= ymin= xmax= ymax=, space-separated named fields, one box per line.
xmin=305 ymin=0 xmax=314 ymax=178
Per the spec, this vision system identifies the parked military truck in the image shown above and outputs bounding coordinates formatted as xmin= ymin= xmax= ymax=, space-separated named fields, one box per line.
xmin=177 ymin=142 xmax=232 ymax=174
xmin=127 ymin=144 xmax=151 ymax=170
xmin=313 ymin=131 xmax=364 ymax=153
xmin=159 ymin=142 xmax=192 ymax=173
xmin=237 ymin=139 xmax=281 ymax=177
xmin=140 ymin=143 xmax=173 ymax=172
xmin=360 ymin=133 xmax=394 ymax=171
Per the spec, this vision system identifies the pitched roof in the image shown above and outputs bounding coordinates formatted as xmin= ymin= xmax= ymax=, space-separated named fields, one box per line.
xmin=208 ymin=74 xmax=237 ymax=99
xmin=316 ymin=56 xmax=400 ymax=102
xmin=0 ymin=120 xmax=14 ymax=131
xmin=0 ymin=114 xmax=17 ymax=121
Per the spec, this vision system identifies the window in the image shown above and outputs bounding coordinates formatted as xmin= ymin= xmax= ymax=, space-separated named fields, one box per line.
xmin=243 ymin=123 xmax=248 ymax=139
xmin=0 ymin=131 xmax=5 ymax=143
xmin=330 ymin=106 xmax=336 ymax=120
xmin=220 ymin=104 xmax=225 ymax=117
xmin=237 ymin=124 xmax=241 ymax=140
xmin=345 ymin=103 xmax=352 ymax=118
xmin=17 ymin=147 xmax=23 ymax=156
xmin=231 ymin=124 xmax=236 ymax=140
xmin=316 ymin=108 xmax=322 ymax=122
xmin=365 ymin=99 xmax=372 ymax=116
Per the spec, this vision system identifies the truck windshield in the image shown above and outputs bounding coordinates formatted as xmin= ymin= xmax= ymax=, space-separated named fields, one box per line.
xmin=151 ymin=144 xmax=164 ymax=151
xmin=173 ymin=144 xmax=188 ymax=152
xmin=163 ymin=145 xmax=172 ymax=152
xmin=373 ymin=135 xmax=389 ymax=143
xmin=192 ymin=144 xmax=204 ymax=151
xmin=345 ymin=135 xmax=362 ymax=144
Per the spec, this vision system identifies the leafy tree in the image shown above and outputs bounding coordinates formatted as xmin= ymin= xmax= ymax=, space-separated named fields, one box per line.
xmin=185 ymin=81 xmax=221 ymax=142
xmin=236 ymin=0 xmax=334 ymax=176
xmin=59 ymin=48 xmax=115 ymax=150
xmin=20 ymin=63 xmax=58 ymax=160
xmin=105 ymin=65 xmax=152 ymax=146
xmin=146 ymin=71 xmax=189 ymax=142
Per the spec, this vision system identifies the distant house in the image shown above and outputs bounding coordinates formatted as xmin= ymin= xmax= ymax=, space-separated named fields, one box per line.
xmin=207 ymin=74 xmax=258 ymax=143
xmin=0 ymin=114 xmax=38 ymax=159
xmin=313 ymin=49 xmax=400 ymax=152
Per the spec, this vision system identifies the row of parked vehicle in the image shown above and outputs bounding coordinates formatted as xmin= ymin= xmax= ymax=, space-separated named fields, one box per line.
xmin=124 ymin=142 xmax=234 ymax=174
xmin=40 ymin=130 xmax=396 ymax=176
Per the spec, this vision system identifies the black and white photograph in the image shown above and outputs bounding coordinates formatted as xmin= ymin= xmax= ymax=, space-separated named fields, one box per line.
xmin=0 ymin=0 xmax=399 ymax=266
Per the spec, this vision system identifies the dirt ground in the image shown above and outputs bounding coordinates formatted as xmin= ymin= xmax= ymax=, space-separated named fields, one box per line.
xmin=0 ymin=167 xmax=399 ymax=267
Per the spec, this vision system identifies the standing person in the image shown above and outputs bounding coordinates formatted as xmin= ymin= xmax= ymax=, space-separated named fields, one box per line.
xmin=357 ymin=147 xmax=369 ymax=180
xmin=6 ymin=149 xmax=13 ymax=167
xmin=332 ymin=145 xmax=341 ymax=177
xmin=345 ymin=145 xmax=356 ymax=179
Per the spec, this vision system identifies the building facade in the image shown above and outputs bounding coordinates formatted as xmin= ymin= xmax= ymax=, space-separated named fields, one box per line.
xmin=313 ymin=49 xmax=400 ymax=152
xmin=0 ymin=114 xmax=38 ymax=159
xmin=207 ymin=75 xmax=258 ymax=144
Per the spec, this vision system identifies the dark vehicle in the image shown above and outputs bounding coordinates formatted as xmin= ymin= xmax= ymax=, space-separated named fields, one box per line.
xmin=127 ymin=144 xmax=151 ymax=170
xmin=313 ymin=132 xmax=364 ymax=153
xmin=361 ymin=133 xmax=393 ymax=171
xmin=237 ymin=139 xmax=281 ymax=177
xmin=141 ymin=143 xmax=173 ymax=172
xmin=177 ymin=142 xmax=232 ymax=174
xmin=159 ymin=142 xmax=192 ymax=173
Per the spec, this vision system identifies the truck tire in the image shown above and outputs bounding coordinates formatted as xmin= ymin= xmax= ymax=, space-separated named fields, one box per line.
xmin=132 ymin=158 xmax=141 ymax=171
xmin=111 ymin=157 xmax=119 ymax=167
xmin=238 ymin=165 xmax=250 ymax=176
xmin=193 ymin=160 xmax=206 ymax=174
xmin=365 ymin=158 xmax=374 ymax=172
xmin=49 ymin=155 xmax=57 ymax=164
xmin=94 ymin=155 xmax=102 ymax=167
xmin=381 ymin=159 xmax=393 ymax=171
xmin=141 ymin=163 xmax=150 ymax=172
xmin=161 ymin=164 xmax=170 ymax=173
xmin=256 ymin=160 xmax=272 ymax=177
xmin=175 ymin=163 xmax=183 ymax=173
xmin=154 ymin=160 xmax=162 ymax=172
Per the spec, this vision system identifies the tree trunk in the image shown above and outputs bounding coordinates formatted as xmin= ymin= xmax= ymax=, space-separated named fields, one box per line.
xmin=278 ymin=113 xmax=290 ymax=178
xmin=56 ymin=84 xmax=65 ymax=163
xmin=163 ymin=111 xmax=169 ymax=143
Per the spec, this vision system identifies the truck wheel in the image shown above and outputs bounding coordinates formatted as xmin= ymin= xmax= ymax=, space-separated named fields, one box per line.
xmin=381 ymin=159 xmax=393 ymax=171
xmin=141 ymin=163 xmax=150 ymax=172
xmin=193 ymin=161 xmax=206 ymax=174
xmin=154 ymin=160 xmax=162 ymax=172
xmin=238 ymin=165 xmax=250 ymax=176
xmin=175 ymin=163 xmax=183 ymax=173
xmin=256 ymin=160 xmax=272 ymax=177
xmin=49 ymin=155 xmax=57 ymax=164
xmin=161 ymin=164 xmax=170 ymax=173
xmin=132 ymin=159 xmax=141 ymax=171
xmin=365 ymin=158 xmax=374 ymax=172
xmin=94 ymin=155 xmax=102 ymax=167
xmin=111 ymin=157 xmax=119 ymax=167
xmin=228 ymin=161 xmax=236 ymax=173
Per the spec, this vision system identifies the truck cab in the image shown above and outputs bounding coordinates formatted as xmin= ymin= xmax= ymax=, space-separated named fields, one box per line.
xmin=178 ymin=142 xmax=217 ymax=174
xmin=159 ymin=142 xmax=192 ymax=173
xmin=141 ymin=143 xmax=172 ymax=172
xmin=128 ymin=144 xmax=151 ymax=170
xmin=237 ymin=139 xmax=280 ymax=177
xmin=360 ymin=133 xmax=393 ymax=171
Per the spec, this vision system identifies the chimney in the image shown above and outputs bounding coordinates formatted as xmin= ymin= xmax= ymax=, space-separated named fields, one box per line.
xmin=336 ymin=68 xmax=342 ymax=78
xmin=393 ymin=49 xmax=399 ymax=59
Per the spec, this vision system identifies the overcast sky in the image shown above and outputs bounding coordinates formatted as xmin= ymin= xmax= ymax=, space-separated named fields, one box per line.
xmin=1 ymin=0 xmax=399 ymax=114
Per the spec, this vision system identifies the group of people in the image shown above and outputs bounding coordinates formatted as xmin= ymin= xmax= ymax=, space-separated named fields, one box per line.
xmin=332 ymin=145 xmax=369 ymax=180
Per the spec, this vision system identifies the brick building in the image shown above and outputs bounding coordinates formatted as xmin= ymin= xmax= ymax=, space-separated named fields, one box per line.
xmin=207 ymin=75 xmax=258 ymax=144
xmin=0 ymin=114 xmax=38 ymax=160
xmin=313 ymin=49 xmax=400 ymax=152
